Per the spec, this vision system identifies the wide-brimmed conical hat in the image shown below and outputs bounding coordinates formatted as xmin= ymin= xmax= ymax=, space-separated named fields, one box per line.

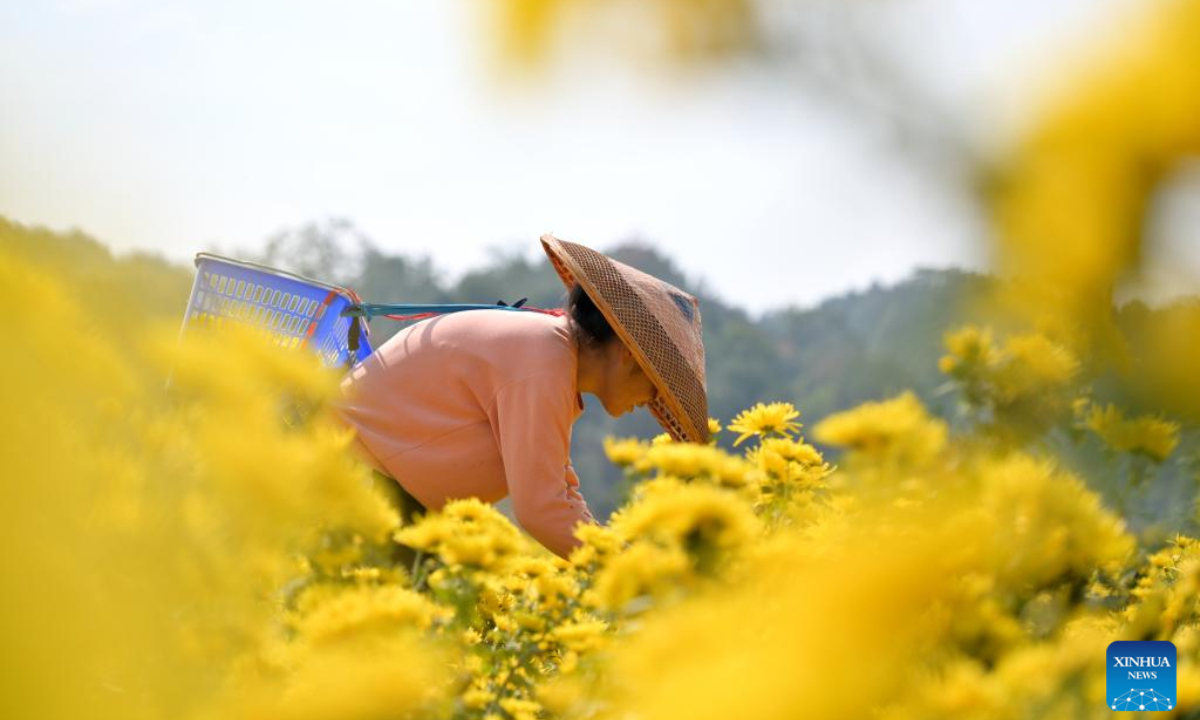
xmin=540 ymin=234 xmax=710 ymax=444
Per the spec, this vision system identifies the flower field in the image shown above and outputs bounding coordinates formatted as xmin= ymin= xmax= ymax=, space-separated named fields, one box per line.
xmin=4 ymin=1 xmax=1200 ymax=718
xmin=3 ymin=219 xmax=1199 ymax=719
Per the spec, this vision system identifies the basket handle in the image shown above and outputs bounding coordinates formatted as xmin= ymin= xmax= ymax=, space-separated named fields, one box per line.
xmin=341 ymin=302 xmax=563 ymax=322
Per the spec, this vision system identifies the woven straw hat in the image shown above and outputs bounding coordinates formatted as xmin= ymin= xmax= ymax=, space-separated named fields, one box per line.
xmin=540 ymin=234 xmax=710 ymax=444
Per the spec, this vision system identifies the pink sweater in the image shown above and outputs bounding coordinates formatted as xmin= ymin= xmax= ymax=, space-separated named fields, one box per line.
xmin=334 ymin=308 xmax=596 ymax=558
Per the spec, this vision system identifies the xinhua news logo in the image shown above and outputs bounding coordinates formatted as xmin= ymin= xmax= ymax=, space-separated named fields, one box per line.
xmin=1107 ymin=641 xmax=1176 ymax=712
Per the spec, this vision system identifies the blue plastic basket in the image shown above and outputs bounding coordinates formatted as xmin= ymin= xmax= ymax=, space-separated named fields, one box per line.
xmin=180 ymin=253 xmax=373 ymax=368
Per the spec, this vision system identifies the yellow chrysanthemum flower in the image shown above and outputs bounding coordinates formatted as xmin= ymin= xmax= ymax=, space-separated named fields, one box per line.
xmin=727 ymin=402 xmax=803 ymax=446
xmin=590 ymin=541 xmax=691 ymax=612
xmin=394 ymin=498 xmax=523 ymax=570
xmin=295 ymin=585 xmax=450 ymax=645
xmin=551 ymin=620 xmax=610 ymax=653
xmin=974 ymin=454 xmax=1136 ymax=588
xmin=939 ymin=325 xmax=996 ymax=376
xmin=635 ymin=442 xmax=754 ymax=489
xmin=462 ymin=679 xmax=496 ymax=709
xmin=604 ymin=436 xmax=647 ymax=466
xmin=499 ymin=697 xmax=543 ymax=720
xmin=812 ymin=392 xmax=947 ymax=466
xmin=612 ymin=483 xmax=761 ymax=572
xmin=755 ymin=437 xmax=824 ymax=466
xmin=993 ymin=333 xmax=1080 ymax=401
xmin=1084 ymin=403 xmax=1181 ymax=462
xmin=569 ymin=522 xmax=624 ymax=568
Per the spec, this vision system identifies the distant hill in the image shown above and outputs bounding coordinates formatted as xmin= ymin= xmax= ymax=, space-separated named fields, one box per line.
xmin=0 ymin=217 xmax=193 ymax=355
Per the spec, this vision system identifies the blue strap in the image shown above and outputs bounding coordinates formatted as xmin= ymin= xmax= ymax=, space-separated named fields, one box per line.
xmin=342 ymin=303 xmax=537 ymax=320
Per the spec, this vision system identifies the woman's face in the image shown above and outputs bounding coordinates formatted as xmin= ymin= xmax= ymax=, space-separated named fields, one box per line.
xmin=599 ymin=340 xmax=658 ymax=417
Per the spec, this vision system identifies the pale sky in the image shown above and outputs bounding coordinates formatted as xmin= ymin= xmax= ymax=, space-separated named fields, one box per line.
xmin=2 ymin=0 xmax=1193 ymax=317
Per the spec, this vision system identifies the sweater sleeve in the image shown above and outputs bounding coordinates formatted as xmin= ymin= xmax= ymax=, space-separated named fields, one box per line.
xmin=489 ymin=370 xmax=596 ymax=559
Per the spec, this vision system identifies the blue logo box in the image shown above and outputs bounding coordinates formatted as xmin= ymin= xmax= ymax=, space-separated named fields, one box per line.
xmin=1107 ymin=641 xmax=1176 ymax=712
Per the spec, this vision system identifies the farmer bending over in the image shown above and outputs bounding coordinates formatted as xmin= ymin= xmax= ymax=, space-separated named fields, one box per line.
xmin=335 ymin=234 xmax=710 ymax=559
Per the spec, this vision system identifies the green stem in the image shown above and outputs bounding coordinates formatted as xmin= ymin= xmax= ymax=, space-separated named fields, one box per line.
xmin=411 ymin=550 xmax=427 ymax=590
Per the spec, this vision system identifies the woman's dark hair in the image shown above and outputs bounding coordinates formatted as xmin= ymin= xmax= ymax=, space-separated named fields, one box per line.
xmin=566 ymin=282 xmax=616 ymax=347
